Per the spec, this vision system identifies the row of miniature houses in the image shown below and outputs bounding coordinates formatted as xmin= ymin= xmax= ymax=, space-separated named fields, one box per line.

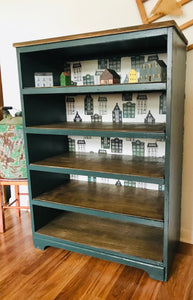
xmin=34 ymin=54 xmax=167 ymax=88
xmin=73 ymin=106 xmax=156 ymax=124
xmin=70 ymin=174 xmax=165 ymax=191
xmin=66 ymin=93 xmax=166 ymax=118
xmin=68 ymin=137 xmax=160 ymax=157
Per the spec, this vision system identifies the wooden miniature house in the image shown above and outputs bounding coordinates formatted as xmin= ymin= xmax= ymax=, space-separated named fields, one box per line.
xmin=100 ymin=69 xmax=120 ymax=85
xmin=128 ymin=69 xmax=138 ymax=83
xmin=34 ymin=72 xmax=53 ymax=87
xmin=60 ymin=72 xmax=71 ymax=86
xmin=139 ymin=60 xmax=167 ymax=83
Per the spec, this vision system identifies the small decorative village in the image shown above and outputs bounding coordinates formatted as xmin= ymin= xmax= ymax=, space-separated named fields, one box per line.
xmin=34 ymin=53 xmax=167 ymax=87
xmin=34 ymin=53 xmax=167 ymax=192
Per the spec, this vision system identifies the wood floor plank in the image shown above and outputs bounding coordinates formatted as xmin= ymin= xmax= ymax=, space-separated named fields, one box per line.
xmin=0 ymin=210 xmax=193 ymax=300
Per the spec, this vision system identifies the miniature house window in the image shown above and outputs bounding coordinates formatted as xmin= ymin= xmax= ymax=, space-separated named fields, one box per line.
xmin=132 ymin=140 xmax=145 ymax=157
xmin=101 ymin=137 xmax=110 ymax=149
xmin=123 ymin=102 xmax=135 ymax=118
xmin=158 ymin=184 xmax=165 ymax=191
xmin=98 ymin=58 xmax=108 ymax=70
xmin=144 ymin=111 xmax=155 ymax=124
xmin=98 ymin=149 xmax=107 ymax=154
xmin=147 ymin=142 xmax=158 ymax=157
xmin=73 ymin=62 xmax=82 ymax=82
xmin=68 ymin=138 xmax=76 ymax=152
xmin=98 ymin=96 xmax=107 ymax=115
xmin=83 ymin=74 xmax=94 ymax=85
xmin=91 ymin=114 xmax=102 ymax=122
xmin=77 ymin=140 xmax=86 ymax=152
xmin=159 ymin=92 xmax=166 ymax=114
xmin=84 ymin=94 xmax=93 ymax=115
xmin=122 ymin=92 xmax=132 ymax=101
xmin=111 ymin=138 xmax=123 ymax=153
xmin=124 ymin=180 xmax=136 ymax=187
xmin=137 ymin=94 xmax=147 ymax=114
xmin=112 ymin=103 xmax=122 ymax=123
xmin=88 ymin=176 xmax=96 ymax=182
xmin=66 ymin=97 xmax=75 ymax=115
xmin=109 ymin=57 xmax=121 ymax=72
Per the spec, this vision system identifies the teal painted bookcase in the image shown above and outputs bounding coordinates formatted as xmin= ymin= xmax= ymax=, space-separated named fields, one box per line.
xmin=14 ymin=21 xmax=187 ymax=281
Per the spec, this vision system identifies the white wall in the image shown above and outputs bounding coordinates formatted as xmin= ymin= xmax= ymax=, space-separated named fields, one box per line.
xmin=0 ymin=0 xmax=193 ymax=243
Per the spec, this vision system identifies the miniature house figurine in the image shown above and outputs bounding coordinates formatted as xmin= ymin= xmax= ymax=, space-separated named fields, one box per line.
xmin=139 ymin=59 xmax=167 ymax=83
xmin=60 ymin=72 xmax=71 ymax=86
xmin=100 ymin=69 xmax=120 ymax=85
xmin=128 ymin=69 xmax=138 ymax=83
xmin=34 ymin=72 xmax=53 ymax=87
xmin=73 ymin=111 xmax=82 ymax=122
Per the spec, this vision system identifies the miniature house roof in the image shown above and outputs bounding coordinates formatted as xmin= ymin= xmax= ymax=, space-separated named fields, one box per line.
xmin=113 ymin=103 xmax=121 ymax=111
xmin=129 ymin=69 xmax=137 ymax=74
xmin=100 ymin=69 xmax=120 ymax=80
xmin=61 ymin=72 xmax=70 ymax=76
xmin=156 ymin=60 xmax=167 ymax=68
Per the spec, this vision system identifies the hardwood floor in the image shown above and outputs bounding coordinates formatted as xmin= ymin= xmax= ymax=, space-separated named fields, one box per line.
xmin=0 ymin=210 xmax=193 ymax=300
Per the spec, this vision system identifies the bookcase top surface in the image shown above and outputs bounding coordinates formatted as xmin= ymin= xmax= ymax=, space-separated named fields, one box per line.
xmin=13 ymin=20 xmax=187 ymax=48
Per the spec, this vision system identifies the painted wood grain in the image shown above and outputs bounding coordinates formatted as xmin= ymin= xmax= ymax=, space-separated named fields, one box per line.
xmin=33 ymin=181 xmax=164 ymax=221
xmin=37 ymin=211 xmax=163 ymax=261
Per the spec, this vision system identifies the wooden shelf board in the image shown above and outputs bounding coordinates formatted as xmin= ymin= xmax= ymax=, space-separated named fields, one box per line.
xmin=22 ymin=82 xmax=167 ymax=95
xmin=31 ymin=152 xmax=165 ymax=180
xmin=28 ymin=122 xmax=166 ymax=135
xmin=37 ymin=211 xmax=163 ymax=262
xmin=33 ymin=181 xmax=164 ymax=221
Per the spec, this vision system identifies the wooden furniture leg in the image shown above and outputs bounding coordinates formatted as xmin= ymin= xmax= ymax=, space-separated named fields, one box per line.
xmin=15 ymin=185 xmax=20 ymax=218
xmin=0 ymin=185 xmax=5 ymax=232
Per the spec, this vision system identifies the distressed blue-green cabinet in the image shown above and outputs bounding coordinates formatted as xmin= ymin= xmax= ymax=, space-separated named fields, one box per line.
xmin=14 ymin=21 xmax=187 ymax=281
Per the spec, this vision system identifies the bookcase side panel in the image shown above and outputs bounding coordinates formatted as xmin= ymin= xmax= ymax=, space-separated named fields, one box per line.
xmin=164 ymin=28 xmax=186 ymax=280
